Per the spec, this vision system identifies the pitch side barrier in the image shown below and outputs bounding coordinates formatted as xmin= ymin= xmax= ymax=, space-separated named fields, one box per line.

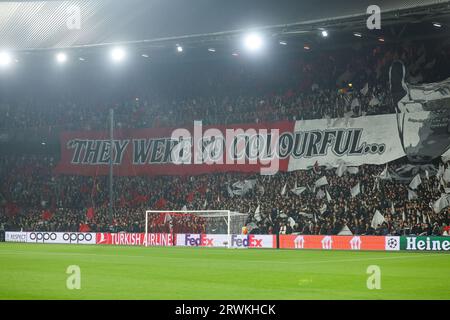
xmin=4 ymin=232 xmax=450 ymax=252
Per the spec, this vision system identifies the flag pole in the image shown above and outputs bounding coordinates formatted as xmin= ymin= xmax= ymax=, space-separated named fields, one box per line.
xmin=109 ymin=108 xmax=114 ymax=227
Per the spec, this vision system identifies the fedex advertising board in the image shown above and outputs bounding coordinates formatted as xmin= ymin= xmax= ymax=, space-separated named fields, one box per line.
xmin=176 ymin=234 xmax=275 ymax=248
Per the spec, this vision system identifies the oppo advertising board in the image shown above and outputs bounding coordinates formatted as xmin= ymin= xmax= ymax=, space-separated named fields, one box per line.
xmin=25 ymin=232 xmax=97 ymax=244
xmin=6 ymin=231 xmax=96 ymax=244
xmin=176 ymin=234 xmax=276 ymax=248
xmin=278 ymin=235 xmax=401 ymax=251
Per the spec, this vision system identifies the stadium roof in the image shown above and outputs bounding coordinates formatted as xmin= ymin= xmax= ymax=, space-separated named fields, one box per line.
xmin=1 ymin=0 xmax=450 ymax=51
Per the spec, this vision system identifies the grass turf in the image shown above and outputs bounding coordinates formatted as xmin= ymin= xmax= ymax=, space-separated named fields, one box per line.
xmin=0 ymin=243 xmax=449 ymax=299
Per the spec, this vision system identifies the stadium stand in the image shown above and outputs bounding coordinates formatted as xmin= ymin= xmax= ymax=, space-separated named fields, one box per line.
xmin=1 ymin=38 xmax=450 ymax=237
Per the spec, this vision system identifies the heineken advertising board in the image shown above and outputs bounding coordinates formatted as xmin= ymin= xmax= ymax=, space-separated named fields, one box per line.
xmin=401 ymin=236 xmax=450 ymax=251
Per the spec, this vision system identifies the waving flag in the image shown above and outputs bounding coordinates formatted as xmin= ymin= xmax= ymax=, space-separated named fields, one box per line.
xmin=409 ymin=174 xmax=422 ymax=190
xmin=231 ymin=179 xmax=257 ymax=196
xmin=155 ymin=197 xmax=167 ymax=209
xmin=227 ymin=184 xmax=234 ymax=197
xmin=291 ymin=181 xmax=306 ymax=195
xmin=378 ymin=164 xmax=391 ymax=180
xmin=86 ymin=207 xmax=95 ymax=220
xmin=315 ymin=176 xmax=329 ymax=188
xmin=326 ymin=190 xmax=332 ymax=202
xmin=281 ymin=183 xmax=287 ymax=196
xmin=316 ymin=189 xmax=325 ymax=199
xmin=371 ymin=210 xmax=385 ymax=229
xmin=408 ymin=189 xmax=418 ymax=201
xmin=350 ymin=183 xmax=360 ymax=198
xmin=336 ymin=162 xmax=346 ymax=177
xmin=433 ymin=194 xmax=450 ymax=213
xmin=443 ymin=168 xmax=450 ymax=183
xmin=42 ymin=210 xmax=53 ymax=221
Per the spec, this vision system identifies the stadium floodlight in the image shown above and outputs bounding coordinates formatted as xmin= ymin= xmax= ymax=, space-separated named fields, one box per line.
xmin=243 ymin=33 xmax=264 ymax=51
xmin=55 ymin=52 xmax=67 ymax=64
xmin=321 ymin=30 xmax=328 ymax=37
xmin=145 ymin=210 xmax=248 ymax=248
xmin=111 ymin=47 xmax=126 ymax=62
xmin=176 ymin=44 xmax=183 ymax=53
xmin=0 ymin=51 xmax=12 ymax=67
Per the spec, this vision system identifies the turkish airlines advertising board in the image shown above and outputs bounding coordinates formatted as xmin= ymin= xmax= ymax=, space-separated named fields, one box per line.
xmin=96 ymin=232 xmax=174 ymax=246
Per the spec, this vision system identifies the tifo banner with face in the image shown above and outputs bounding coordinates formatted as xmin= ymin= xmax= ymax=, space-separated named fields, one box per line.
xmin=95 ymin=232 xmax=174 ymax=246
xmin=52 ymin=112 xmax=444 ymax=176
xmin=176 ymin=234 xmax=275 ymax=248
xmin=279 ymin=235 xmax=400 ymax=251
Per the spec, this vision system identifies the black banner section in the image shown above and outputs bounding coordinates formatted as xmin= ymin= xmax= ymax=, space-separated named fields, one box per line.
xmin=0 ymin=300 xmax=448 ymax=319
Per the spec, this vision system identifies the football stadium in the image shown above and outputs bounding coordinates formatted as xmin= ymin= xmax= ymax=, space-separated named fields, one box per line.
xmin=1 ymin=0 xmax=450 ymax=307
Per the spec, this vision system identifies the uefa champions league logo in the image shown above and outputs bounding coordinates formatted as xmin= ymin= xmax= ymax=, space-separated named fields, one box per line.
xmin=390 ymin=60 xmax=450 ymax=163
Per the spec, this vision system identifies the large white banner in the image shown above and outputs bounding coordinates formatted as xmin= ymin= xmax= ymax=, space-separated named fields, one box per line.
xmin=287 ymin=114 xmax=406 ymax=171
xmin=176 ymin=234 xmax=275 ymax=248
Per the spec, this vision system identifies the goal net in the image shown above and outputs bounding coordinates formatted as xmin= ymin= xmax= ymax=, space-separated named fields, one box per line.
xmin=145 ymin=210 xmax=248 ymax=248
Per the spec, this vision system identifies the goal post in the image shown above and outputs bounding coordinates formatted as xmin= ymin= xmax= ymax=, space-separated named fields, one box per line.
xmin=144 ymin=210 xmax=248 ymax=248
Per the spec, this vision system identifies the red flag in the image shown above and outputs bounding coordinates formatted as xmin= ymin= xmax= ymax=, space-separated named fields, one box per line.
xmin=196 ymin=185 xmax=207 ymax=195
xmin=120 ymin=196 xmax=128 ymax=207
xmin=155 ymin=197 xmax=167 ymax=209
xmin=133 ymin=194 xmax=149 ymax=205
xmin=86 ymin=207 xmax=95 ymax=220
xmin=186 ymin=192 xmax=195 ymax=203
xmin=42 ymin=210 xmax=53 ymax=221
xmin=79 ymin=223 xmax=91 ymax=232
xmin=5 ymin=202 xmax=19 ymax=217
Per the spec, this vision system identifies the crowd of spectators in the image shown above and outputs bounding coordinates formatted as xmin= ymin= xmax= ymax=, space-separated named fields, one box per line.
xmin=1 ymin=155 xmax=449 ymax=236
xmin=0 ymin=40 xmax=449 ymax=132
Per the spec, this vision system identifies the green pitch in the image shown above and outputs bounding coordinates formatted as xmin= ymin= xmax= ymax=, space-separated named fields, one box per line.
xmin=0 ymin=243 xmax=449 ymax=299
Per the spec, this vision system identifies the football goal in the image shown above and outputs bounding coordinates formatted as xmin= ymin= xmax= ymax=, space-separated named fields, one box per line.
xmin=144 ymin=210 xmax=249 ymax=248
